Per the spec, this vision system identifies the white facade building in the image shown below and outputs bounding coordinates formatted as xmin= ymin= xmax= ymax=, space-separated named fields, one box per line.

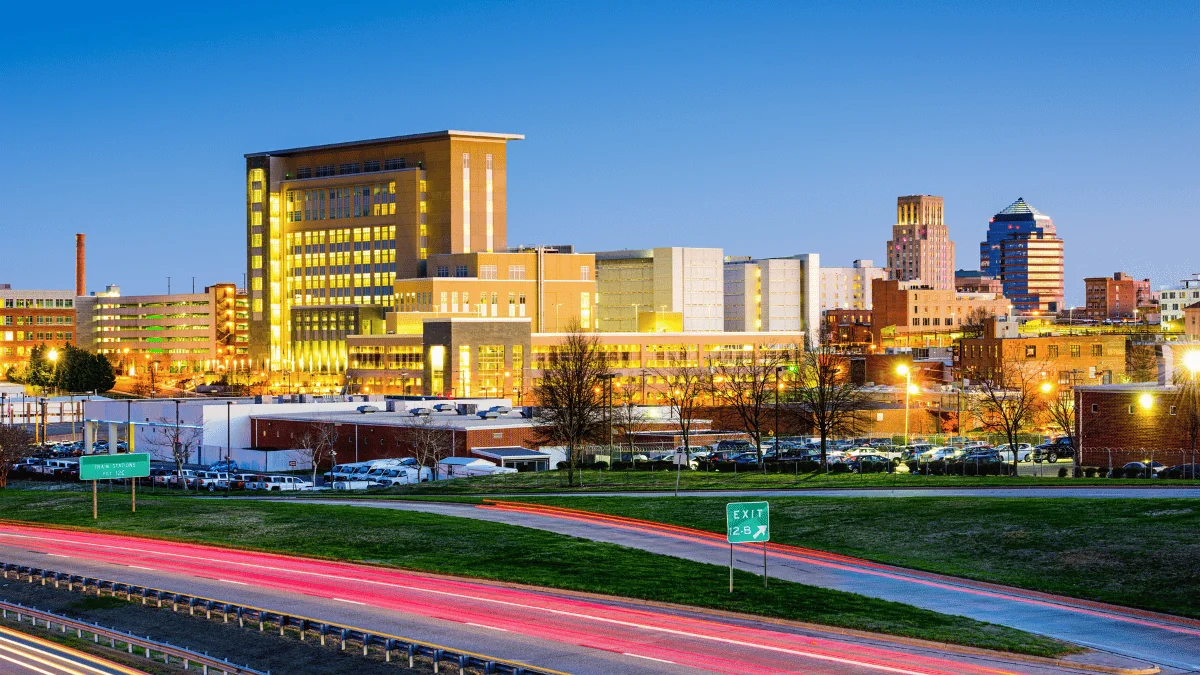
xmin=723 ymin=254 xmax=820 ymax=344
xmin=819 ymin=259 xmax=887 ymax=311
xmin=594 ymin=247 xmax=724 ymax=332
xmin=1160 ymin=273 xmax=1200 ymax=328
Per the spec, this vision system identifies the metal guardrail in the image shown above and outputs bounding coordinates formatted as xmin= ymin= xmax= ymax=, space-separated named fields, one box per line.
xmin=0 ymin=599 xmax=267 ymax=674
xmin=1 ymin=561 xmax=566 ymax=675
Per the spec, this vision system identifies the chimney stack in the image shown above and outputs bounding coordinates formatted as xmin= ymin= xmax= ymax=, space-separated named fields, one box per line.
xmin=75 ymin=233 xmax=86 ymax=296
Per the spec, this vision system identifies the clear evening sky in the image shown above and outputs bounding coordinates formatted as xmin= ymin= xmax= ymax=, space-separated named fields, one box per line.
xmin=1 ymin=2 xmax=1195 ymax=304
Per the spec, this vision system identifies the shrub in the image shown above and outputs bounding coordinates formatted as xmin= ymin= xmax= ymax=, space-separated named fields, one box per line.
xmin=1057 ymin=467 xmax=1069 ymax=478
xmin=1084 ymin=467 xmax=1097 ymax=478
xmin=556 ymin=461 xmax=570 ymax=470
xmin=831 ymin=462 xmax=850 ymax=473
xmin=1110 ymin=467 xmax=1126 ymax=479
xmin=592 ymin=461 xmax=609 ymax=470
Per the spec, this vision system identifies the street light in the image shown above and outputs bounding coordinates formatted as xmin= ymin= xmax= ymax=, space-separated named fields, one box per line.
xmin=896 ymin=364 xmax=913 ymax=447
xmin=47 ymin=349 xmax=59 ymax=396
xmin=1183 ymin=350 xmax=1200 ymax=379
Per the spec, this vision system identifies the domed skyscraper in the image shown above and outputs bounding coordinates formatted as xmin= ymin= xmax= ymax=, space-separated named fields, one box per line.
xmin=979 ymin=198 xmax=1064 ymax=314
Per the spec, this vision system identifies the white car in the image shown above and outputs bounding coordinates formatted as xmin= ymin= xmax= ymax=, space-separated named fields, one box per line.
xmin=995 ymin=444 xmax=1034 ymax=462
xmin=262 ymin=475 xmax=314 ymax=491
xmin=917 ymin=447 xmax=962 ymax=462
xmin=189 ymin=471 xmax=230 ymax=491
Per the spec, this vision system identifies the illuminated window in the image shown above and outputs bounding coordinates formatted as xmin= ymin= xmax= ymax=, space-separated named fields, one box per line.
xmin=252 ymin=255 xmax=263 ymax=269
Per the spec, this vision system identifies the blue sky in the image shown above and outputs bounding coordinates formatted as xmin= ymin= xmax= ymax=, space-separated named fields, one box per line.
xmin=1 ymin=1 xmax=1196 ymax=304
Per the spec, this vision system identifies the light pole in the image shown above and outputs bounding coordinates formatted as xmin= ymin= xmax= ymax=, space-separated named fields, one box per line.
xmin=896 ymin=364 xmax=914 ymax=447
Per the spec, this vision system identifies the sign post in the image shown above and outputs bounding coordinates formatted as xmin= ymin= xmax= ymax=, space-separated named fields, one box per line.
xmin=726 ymin=501 xmax=770 ymax=591
xmin=79 ymin=454 xmax=151 ymax=519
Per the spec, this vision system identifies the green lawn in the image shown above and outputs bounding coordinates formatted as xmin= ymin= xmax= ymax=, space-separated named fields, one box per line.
xmin=301 ymin=467 xmax=1199 ymax=495
xmin=0 ymin=490 xmax=1072 ymax=657
xmin=515 ymin=495 xmax=1200 ymax=618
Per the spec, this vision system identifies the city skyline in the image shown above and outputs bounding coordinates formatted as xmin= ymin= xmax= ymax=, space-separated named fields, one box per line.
xmin=1 ymin=3 xmax=1196 ymax=304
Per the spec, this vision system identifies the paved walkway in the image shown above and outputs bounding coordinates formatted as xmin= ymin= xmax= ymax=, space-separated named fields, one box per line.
xmin=278 ymin=498 xmax=1200 ymax=672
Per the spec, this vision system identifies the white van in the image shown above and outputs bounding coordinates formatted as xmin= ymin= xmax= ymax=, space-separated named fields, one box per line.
xmin=263 ymin=475 xmax=314 ymax=491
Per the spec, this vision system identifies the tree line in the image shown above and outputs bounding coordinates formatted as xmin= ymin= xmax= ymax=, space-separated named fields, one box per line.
xmin=3 ymin=344 xmax=116 ymax=394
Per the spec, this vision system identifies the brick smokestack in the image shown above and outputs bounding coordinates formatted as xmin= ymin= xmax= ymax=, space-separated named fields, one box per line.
xmin=75 ymin=233 xmax=86 ymax=297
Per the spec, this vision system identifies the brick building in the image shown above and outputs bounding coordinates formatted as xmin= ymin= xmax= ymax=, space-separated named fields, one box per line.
xmin=1075 ymin=384 xmax=1199 ymax=467
xmin=0 ymin=286 xmax=77 ymax=374
xmin=1083 ymin=272 xmax=1152 ymax=321
xmin=823 ymin=309 xmax=873 ymax=346
xmin=887 ymin=195 xmax=954 ymax=290
xmin=958 ymin=333 xmax=1126 ymax=386
xmin=1186 ymin=303 xmax=1200 ymax=341
xmin=870 ymin=278 xmax=1010 ymax=349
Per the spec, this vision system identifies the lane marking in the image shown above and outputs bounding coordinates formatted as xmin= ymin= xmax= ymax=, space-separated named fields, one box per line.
xmin=0 ymin=651 xmax=62 ymax=675
xmin=623 ymin=653 xmax=676 ymax=664
xmin=125 ymin=565 xmax=156 ymax=571
xmin=332 ymin=597 xmax=366 ymax=605
xmin=44 ymin=554 xmax=70 ymax=559
xmin=217 ymin=579 xmax=248 ymax=586
xmin=0 ymin=629 xmax=142 ymax=675
xmin=465 ymin=622 xmax=509 ymax=632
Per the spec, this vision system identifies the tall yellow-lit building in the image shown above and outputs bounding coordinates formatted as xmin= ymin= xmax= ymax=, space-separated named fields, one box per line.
xmin=244 ymin=131 xmax=523 ymax=375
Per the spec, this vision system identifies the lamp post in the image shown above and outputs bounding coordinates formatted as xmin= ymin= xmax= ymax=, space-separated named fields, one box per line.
xmin=1183 ymin=351 xmax=1200 ymax=470
xmin=896 ymin=364 xmax=913 ymax=447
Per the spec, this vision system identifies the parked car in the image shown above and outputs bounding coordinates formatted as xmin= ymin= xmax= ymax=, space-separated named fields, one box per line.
xmin=917 ymin=446 xmax=961 ymax=462
xmin=715 ymin=439 xmax=754 ymax=454
xmin=731 ymin=453 xmax=761 ymax=466
xmin=840 ymin=454 xmax=892 ymax=473
xmin=188 ymin=471 xmax=231 ymax=491
xmin=209 ymin=459 xmax=239 ymax=472
xmin=230 ymin=473 xmax=266 ymax=489
xmin=1162 ymin=463 xmax=1200 ymax=479
xmin=262 ymin=475 xmax=314 ymax=491
xmin=149 ymin=468 xmax=175 ymax=487
xmin=1032 ymin=438 xmax=1073 ymax=463
xmin=1120 ymin=461 xmax=1165 ymax=478
xmin=39 ymin=458 xmax=79 ymax=478
xmin=168 ymin=469 xmax=198 ymax=489
xmin=995 ymin=443 xmax=1033 ymax=462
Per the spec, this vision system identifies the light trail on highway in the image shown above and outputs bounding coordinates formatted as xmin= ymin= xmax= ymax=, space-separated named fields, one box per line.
xmin=0 ymin=626 xmax=146 ymax=675
xmin=0 ymin=522 xmax=1096 ymax=675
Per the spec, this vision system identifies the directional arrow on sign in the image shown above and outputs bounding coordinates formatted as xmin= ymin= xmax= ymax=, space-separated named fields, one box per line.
xmin=753 ymin=525 xmax=767 ymax=540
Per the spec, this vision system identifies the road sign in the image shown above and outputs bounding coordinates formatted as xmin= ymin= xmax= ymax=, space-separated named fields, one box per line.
xmin=726 ymin=501 xmax=770 ymax=543
xmin=79 ymin=453 xmax=151 ymax=481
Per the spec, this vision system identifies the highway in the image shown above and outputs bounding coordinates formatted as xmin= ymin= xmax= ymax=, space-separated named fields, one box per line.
xmin=0 ymin=523 xmax=1147 ymax=675
xmin=406 ymin=486 xmax=1200 ymax=499
xmin=278 ymin=498 xmax=1200 ymax=671
xmin=0 ymin=625 xmax=147 ymax=675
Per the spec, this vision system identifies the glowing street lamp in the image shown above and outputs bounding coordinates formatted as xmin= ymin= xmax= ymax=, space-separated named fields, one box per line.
xmin=897 ymin=364 xmax=914 ymax=446
xmin=1138 ymin=392 xmax=1154 ymax=411
xmin=1183 ymin=350 xmax=1200 ymax=381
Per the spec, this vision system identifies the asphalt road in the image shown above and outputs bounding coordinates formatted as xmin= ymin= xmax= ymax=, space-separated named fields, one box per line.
xmin=278 ymin=498 xmax=1200 ymax=672
xmin=0 ymin=524 xmax=1144 ymax=675
xmin=0 ymin=625 xmax=145 ymax=675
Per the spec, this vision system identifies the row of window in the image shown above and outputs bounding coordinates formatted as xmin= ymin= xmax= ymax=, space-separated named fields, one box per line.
xmin=2 ymin=298 xmax=73 ymax=309
xmin=1025 ymin=343 xmax=1103 ymax=359
xmin=292 ymin=263 xmax=398 ymax=277
xmin=292 ymin=158 xmax=409 ymax=180
xmin=286 ymin=183 xmax=398 ymax=222
xmin=3 ymin=315 xmax=72 ymax=326
xmin=2 ymin=331 xmax=72 ymax=342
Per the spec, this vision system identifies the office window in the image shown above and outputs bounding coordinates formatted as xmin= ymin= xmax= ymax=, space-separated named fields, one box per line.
xmin=455 ymin=265 xmax=469 ymax=278
xmin=384 ymin=158 xmax=405 ymax=170
xmin=1048 ymin=344 xmax=1059 ymax=358
xmin=1070 ymin=344 xmax=1080 ymax=358
xmin=338 ymin=163 xmax=361 ymax=175
xmin=1091 ymin=344 xmax=1103 ymax=356
xmin=315 ymin=165 xmax=335 ymax=177
xmin=436 ymin=266 xmax=449 ymax=278
xmin=508 ymin=265 xmax=526 ymax=280
xmin=1025 ymin=345 xmax=1036 ymax=359
xmin=480 ymin=265 xmax=498 ymax=280
xmin=363 ymin=160 xmax=380 ymax=172
xmin=462 ymin=153 xmax=471 ymax=252
xmin=581 ymin=265 xmax=590 ymax=281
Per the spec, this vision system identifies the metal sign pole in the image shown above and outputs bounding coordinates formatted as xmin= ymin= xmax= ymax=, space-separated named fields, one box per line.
xmin=729 ymin=544 xmax=733 ymax=593
xmin=92 ymin=480 xmax=97 ymax=520
xmin=132 ymin=478 xmax=136 ymax=513
xmin=764 ymin=541 xmax=768 ymax=588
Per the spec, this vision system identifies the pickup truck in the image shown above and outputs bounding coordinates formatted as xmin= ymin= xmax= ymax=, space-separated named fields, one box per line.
xmin=1032 ymin=438 xmax=1074 ymax=463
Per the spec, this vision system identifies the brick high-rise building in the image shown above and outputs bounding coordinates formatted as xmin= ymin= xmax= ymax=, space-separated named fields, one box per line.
xmin=1083 ymin=272 xmax=1152 ymax=320
xmin=887 ymin=195 xmax=954 ymax=290
xmin=244 ymin=130 xmax=523 ymax=374
xmin=979 ymin=198 xmax=1065 ymax=314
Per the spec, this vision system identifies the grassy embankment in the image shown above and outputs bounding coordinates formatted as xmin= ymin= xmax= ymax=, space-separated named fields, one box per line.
xmin=0 ymin=490 xmax=1072 ymax=657
xmin=516 ymin=495 xmax=1200 ymax=619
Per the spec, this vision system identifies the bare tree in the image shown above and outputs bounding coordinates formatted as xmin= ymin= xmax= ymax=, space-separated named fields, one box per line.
xmin=406 ymin=415 xmax=452 ymax=482
xmin=146 ymin=417 xmax=202 ymax=487
xmin=297 ymin=423 xmax=340 ymax=485
xmin=0 ymin=425 xmax=33 ymax=488
xmin=656 ymin=349 xmax=709 ymax=493
xmin=788 ymin=343 xmax=871 ymax=469
xmin=611 ymin=384 xmax=646 ymax=466
xmin=961 ymin=307 xmax=997 ymax=339
xmin=708 ymin=351 xmax=783 ymax=470
xmin=964 ymin=360 xmax=1047 ymax=474
xmin=1173 ymin=369 xmax=1200 ymax=467
xmin=533 ymin=323 xmax=611 ymax=486
xmin=1042 ymin=380 xmax=1079 ymax=473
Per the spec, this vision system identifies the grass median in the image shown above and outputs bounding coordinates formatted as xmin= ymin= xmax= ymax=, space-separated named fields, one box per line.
xmin=516 ymin=495 xmax=1200 ymax=618
xmin=0 ymin=489 xmax=1073 ymax=657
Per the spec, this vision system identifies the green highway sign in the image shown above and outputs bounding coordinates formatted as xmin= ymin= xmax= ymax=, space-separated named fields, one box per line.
xmin=726 ymin=501 xmax=769 ymax=543
xmin=79 ymin=453 xmax=151 ymax=481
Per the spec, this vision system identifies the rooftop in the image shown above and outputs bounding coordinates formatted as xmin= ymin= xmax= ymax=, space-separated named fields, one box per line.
xmin=252 ymin=409 xmax=536 ymax=430
xmin=993 ymin=197 xmax=1048 ymax=219
xmin=246 ymin=130 xmax=525 ymax=158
